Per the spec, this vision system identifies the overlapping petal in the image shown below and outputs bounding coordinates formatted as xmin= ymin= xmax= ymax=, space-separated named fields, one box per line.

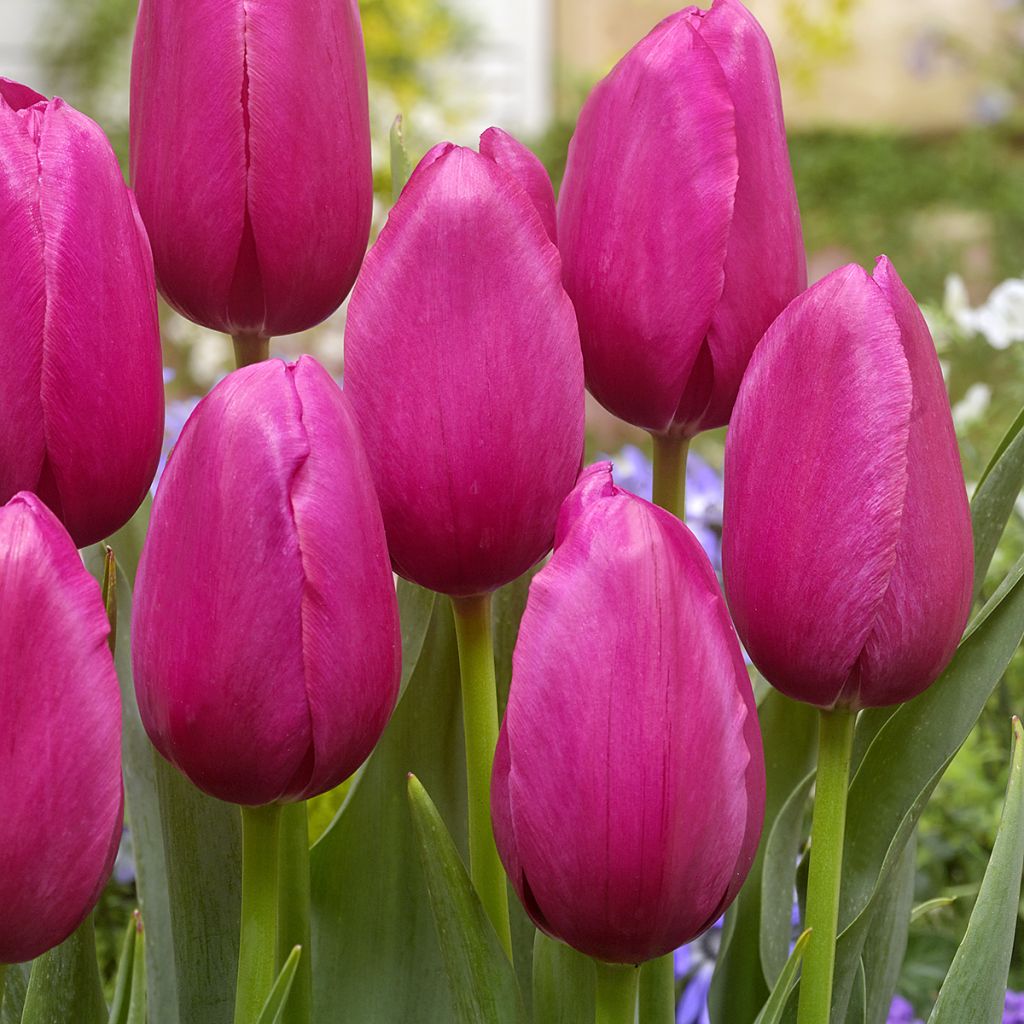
xmin=479 ymin=127 xmax=557 ymax=243
xmin=0 ymin=493 xmax=122 ymax=964
xmin=345 ymin=144 xmax=585 ymax=597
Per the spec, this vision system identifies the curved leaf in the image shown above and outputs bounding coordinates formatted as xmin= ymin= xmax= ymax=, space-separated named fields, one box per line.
xmin=532 ymin=934 xmax=594 ymax=1024
xmin=753 ymin=929 xmax=810 ymax=1024
xmin=21 ymin=918 xmax=106 ymax=1024
xmin=256 ymin=946 xmax=302 ymax=1024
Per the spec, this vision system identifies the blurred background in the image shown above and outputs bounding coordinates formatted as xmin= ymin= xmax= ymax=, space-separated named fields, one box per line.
xmin=5 ymin=1 xmax=1024 ymax=1020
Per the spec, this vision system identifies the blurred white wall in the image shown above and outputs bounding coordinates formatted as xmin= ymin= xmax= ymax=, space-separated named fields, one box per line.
xmin=0 ymin=0 xmax=53 ymax=89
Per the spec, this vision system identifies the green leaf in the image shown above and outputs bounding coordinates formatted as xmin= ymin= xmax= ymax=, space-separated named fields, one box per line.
xmin=107 ymin=914 xmax=136 ymax=1024
xmin=86 ymin=529 xmax=242 ymax=1024
xmin=127 ymin=914 xmax=146 ymax=1024
xmin=397 ymin=579 xmax=437 ymax=701
xmin=909 ymin=897 xmax=956 ymax=923
xmin=929 ymin=717 xmax=1024 ymax=1024
xmin=408 ymin=775 xmax=527 ymax=1024
xmin=532 ymin=934 xmax=594 ymax=1024
xmin=1 ymin=965 xmax=29 ymax=1024
xmin=827 ymin=555 xmax=1024 ymax=1021
xmin=753 ymin=929 xmax=811 ymax=1024
xmin=310 ymin=598 xmax=466 ymax=1022
xmin=390 ymin=115 xmax=413 ymax=204
xmin=971 ymin=402 xmax=1024 ymax=602
xmin=710 ymin=689 xmax=818 ymax=1024
xmin=21 ymin=917 xmax=107 ymax=1024
xmin=255 ymin=947 xmax=302 ymax=1024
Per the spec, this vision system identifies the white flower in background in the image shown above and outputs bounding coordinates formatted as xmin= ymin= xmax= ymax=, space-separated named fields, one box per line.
xmin=947 ymin=273 xmax=1024 ymax=350
xmin=952 ymin=382 xmax=992 ymax=428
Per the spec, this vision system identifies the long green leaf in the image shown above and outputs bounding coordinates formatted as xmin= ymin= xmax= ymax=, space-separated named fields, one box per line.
xmin=107 ymin=914 xmax=137 ymax=1024
xmin=397 ymin=579 xmax=436 ymax=701
xmin=310 ymin=597 xmax=466 ymax=1022
xmin=1 ymin=965 xmax=29 ymax=1024
xmin=929 ymin=717 xmax=1024 ymax=1024
xmin=21 ymin=917 xmax=107 ymax=1024
xmin=753 ymin=929 xmax=810 ymax=1024
xmin=408 ymin=775 xmax=526 ymax=1024
xmin=971 ymin=402 xmax=1024 ymax=601
xmin=127 ymin=913 xmax=146 ymax=1024
xmin=532 ymin=934 xmax=594 ymax=1024
xmin=255 ymin=947 xmax=302 ymax=1024
xmin=709 ymin=690 xmax=818 ymax=1024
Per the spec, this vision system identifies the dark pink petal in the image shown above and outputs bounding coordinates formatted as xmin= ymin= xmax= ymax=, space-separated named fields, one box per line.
xmin=557 ymin=12 xmax=737 ymax=433
xmin=0 ymin=494 xmax=122 ymax=963
xmin=479 ymin=127 xmax=557 ymax=243
xmin=0 ymin=77 xmax=46 ymax=110
xmin=849 ymin=258 xmax=973 ymax=705
xmin=345 ymin=146 xmax=584 ymax=597
xmin=497 ymin=465 xmax=763 ymax=963
xmin=724 ymin=265 xmax=912 ymax=708
xmin=684 ymin=0 xmax=806 ymax=433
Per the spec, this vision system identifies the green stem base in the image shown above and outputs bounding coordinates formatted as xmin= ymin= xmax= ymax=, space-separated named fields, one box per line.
xmin=594 ymin=960 xmax=640 ymax=1024
xmin=277 ymin=801 xmax=312 ymax=1024
xmin=651 ymin=434 xmax=690 ymax=521
xmin=232 ymin=332 xmax=270 ymax=368
xmin=639 ymin=953 xmax=675 ymax=1022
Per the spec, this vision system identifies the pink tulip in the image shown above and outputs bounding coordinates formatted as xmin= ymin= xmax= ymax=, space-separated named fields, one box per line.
xmin=0 ymin=493 xmax=123 ymax=964
xmin=132 ymin=357 xmax=400 ymax=805
xmin=0 ymin=79 xmax=164 ymax=548
xmin=558 ymin=0 xmax=805 ymax=438
xmin=723 ymin=258 xmax=973 ymax=709
xmin=492 ymin=464 xmax=765 ymax=964
xmin=130 ymin=0 xmax=372 ymax=338
xmin=345 ymin=134 xmax=584 ymax=597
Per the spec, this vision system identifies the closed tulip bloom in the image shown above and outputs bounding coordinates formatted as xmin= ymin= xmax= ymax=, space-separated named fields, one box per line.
xmin=492 ymin=464 xmax=765 ymax=964
xmin=0 ymin=80 xmax=164 ymax=547
xmin=345 ymin=135 xmax=584 ymax=597
xmin=130 ymin=0 xmax=372 ymax=338
xmin=132 ymin=357 xmax=400 ymax=805
xmin=558 ymin=0 xmax=805 ymax=438
xmin=0 ymin=493 xmax=123 ymax=964
xmin=723 ymin=258 xmax=973 ymax=709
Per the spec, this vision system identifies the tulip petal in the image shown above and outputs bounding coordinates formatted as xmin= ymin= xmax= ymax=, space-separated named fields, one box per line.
xmin=479 ymin=127 xmax=557 ymax=244
xmin=501 ymin=466 xmax=761 ymax=962
xmin=0 ymin=77 xmax=46 ymax=109
xmin=558 ymin=12 xmax=737 ymax=433
xmin=0 ymin=494 xmax=122 ymax=963
xmin=244 ymin=0 xmax=372 ymax=335
xmin=345 ymin=146 xmax=584 ymax=596
xmin=130 ymin=0 xmax=248 ymax=330
xmin=850 ymin=258 xmax=973 ymax=705
xmin=724 ymin=264 xmax=912 ymax=708
xmin=287 ymin=357 xmax=400 ymax=799
xmin=133 ymin=362 xmax=313 ymax=805
xmin=685 ymin=0 xmax=806 ymax=433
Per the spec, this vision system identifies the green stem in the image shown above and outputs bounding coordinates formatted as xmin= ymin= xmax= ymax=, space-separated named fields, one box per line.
xmin=0 ymin=963 xmax=7 ymax=1013
xmin=232 ymin=332 xmax=270 ymax=368
xmin=797 ymin=707 xmax=857 ymax=1024
xmin=450 ymin=592 xmax=513 ymax=960
xmin=651 ymin=434 xmax=689 ymax=520
xmin=277 ymin=802 xmax=312 ymax=1024
xmin=638 ymin=953 xmax=675 ymax=1022
xmin=594 ymin=960 xmax=640 ymax=1024
xmin=235 ymin=803 xmax=283 ymax=1024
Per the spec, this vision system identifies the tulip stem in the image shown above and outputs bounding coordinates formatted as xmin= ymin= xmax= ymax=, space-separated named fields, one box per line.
xmin=797 ymin=706 xmax=857 ymax=1024
xmin=639 ymin=952 xmax=676 ymax=1022
xmin=232 ymin=332 xmax=270 ymax=368
xmin=235 ymin=803 xmax=283 ymax=1024
xmin=0 ymin=963 xmax=7 ymax=1010
xmin=593 ymin=961 xmax=640 ymax=1024
xmin=450 ymin=592 xmax=514 ymax=961
xmin=277 ymin=801 xmax=312 ymax=1024
xmin=651 ymin=434 xmax=689 ymax=521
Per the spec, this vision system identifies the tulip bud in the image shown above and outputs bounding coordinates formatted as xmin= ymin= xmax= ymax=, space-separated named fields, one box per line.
xmin=723 ymin=258 xmax=973 ymax=709
xmin=345 ymin=133 xmax=585 ymax=598
xmin=130 ymin=0 xmax=373 ymax=338
xmin=132 ymin=356 xmax=400 ymax=805
xmin=492 ymin=464 xmax=765 ymax=964
xmin=558 ymin=0 xmax=805 ymax=438
xmin=0 ymin=493 xmax=123 ymax=964
xmin=0 ymin=80 xmax=164 ymax=548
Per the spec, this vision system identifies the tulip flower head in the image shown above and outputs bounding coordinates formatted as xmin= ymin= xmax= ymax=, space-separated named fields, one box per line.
xmin=492 ymin=463 xmax=765 ymax=964
xmin=345 ymin=131 xmax=584 ymax=597
xmin=0 ymin=493 xmax=123 ymax=964
xmin=558 ymin=0 xmax=805 ymax=438
xmin=132 ymin=357 xmax=401 ymax=805
xmin=130 ymin=0 xmax=373 ymax=337
xmin=723 ymin=257 xmax=973 ymax=709
xmin=0 ymin=79 xmax=164 ymax=547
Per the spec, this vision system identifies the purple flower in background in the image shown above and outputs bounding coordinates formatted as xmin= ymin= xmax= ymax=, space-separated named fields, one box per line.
xmin=1004 ymin=990 xmax=1024 ymax=1023
xmin=887 ymin=995 xmax=923 ymax=1024
xmin=605 ymin=444 xmax=723 ymax=567
xmin=674 ymin=919 xmax=721 ymax=1024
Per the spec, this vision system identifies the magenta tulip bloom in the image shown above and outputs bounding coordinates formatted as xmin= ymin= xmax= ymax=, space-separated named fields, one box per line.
xmin=0 ymin=493 xmax=122 ymax=964
xmin=132 ymin=357 xmax=400 ymax=805
xmin=0 ymin=80 xmax=163 ymax=547
xmin=345 ymin=133 xmax=584 ymax=597
xmin=723 ymin=258 xmax=973 ymax=710
xmin=130 ymin=0 xmax=372 ymax=338
xmin=558 ymin=0 xmax=805 ymax=438
xmin=492 ymin=464 xmax=765 ymax=964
